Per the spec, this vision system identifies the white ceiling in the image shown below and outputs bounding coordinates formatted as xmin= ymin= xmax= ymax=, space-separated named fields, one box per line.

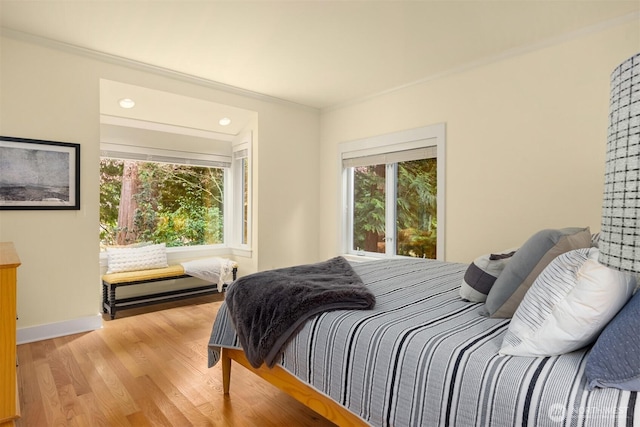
xmin=99 ymin=79 xmax=257 ymax=138
xmin=1 ymin=1 xmax=639 ymax=110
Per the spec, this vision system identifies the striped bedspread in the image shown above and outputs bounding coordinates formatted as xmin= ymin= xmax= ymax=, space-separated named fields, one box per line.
xmin=208 ymin=258 xmax=638 ymax=427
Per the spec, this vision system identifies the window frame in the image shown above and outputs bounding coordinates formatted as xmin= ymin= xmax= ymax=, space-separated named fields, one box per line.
xmin=230 ymin=131 xmax=253 ymax=255
xmin=339 ymin=123 xmax=446 ymax=260
xmin=99 ymin=135 xmax=252 ymax=261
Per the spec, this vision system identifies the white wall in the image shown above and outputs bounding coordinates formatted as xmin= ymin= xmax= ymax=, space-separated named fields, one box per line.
xmin=0 ymin=35 xmax=320 ymax=338
xmin=319 ymin=20 xmax=640 ymax=263
xmin=3 ymin=18 xmax=637 ymax=341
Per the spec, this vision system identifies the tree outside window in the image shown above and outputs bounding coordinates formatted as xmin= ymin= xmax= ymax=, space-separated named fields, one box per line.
xmin=353 ymin=164 xmax=386 ymax=254
xmin=351 ymin=158 xmax=437 ymax=258
xmin=396 ymin=158 xmax=437 ymax=259
xmin=100 ymin=159 xmax=224 ymax=248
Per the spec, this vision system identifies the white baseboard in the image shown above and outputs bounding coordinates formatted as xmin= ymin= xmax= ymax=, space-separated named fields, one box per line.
xmin=17 ymin=314 xmax=103 ymax=344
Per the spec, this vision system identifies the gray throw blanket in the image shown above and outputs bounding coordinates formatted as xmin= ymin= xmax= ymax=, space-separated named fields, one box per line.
xmin=225 ymin=256 xmax=375 ymax=368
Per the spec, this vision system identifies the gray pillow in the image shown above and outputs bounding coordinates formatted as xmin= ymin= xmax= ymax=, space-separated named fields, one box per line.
xmin=586 ymin=288 xmax=640 ymax=391
xmin=483 ymin=227 xmax=591 ymax=318
xmin=459 ymin=250 xmax=516 ymax=302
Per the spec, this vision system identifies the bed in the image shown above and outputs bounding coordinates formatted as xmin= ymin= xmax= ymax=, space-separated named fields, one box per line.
xmin=207 ymin=256 xmax=638 ymax=426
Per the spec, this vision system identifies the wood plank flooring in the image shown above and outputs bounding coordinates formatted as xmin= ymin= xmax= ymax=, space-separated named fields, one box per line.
xmin=16 ymin=296 xmax=337 ymax=427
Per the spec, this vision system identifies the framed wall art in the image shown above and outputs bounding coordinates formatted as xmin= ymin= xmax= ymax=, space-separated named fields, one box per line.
xmin=0 ymin=136 xmax=80 ymax=210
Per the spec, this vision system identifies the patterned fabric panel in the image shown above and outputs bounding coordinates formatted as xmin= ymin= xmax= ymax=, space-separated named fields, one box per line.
xmin=599 ymin=52 xmax=640 ymax=274
xmin=208 ymin=258 xmax=638 ymax=427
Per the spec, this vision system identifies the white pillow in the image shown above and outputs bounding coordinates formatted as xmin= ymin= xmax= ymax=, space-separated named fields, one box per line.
xmin=106 ymin=243 xmax=169 ymax=274
xmin=499 ymin=247 xmax=636 ymax=357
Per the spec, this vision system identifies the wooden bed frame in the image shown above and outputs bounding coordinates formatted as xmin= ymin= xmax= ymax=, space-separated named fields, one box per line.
xmin=221 ymin=348 xmax=368 ymax=427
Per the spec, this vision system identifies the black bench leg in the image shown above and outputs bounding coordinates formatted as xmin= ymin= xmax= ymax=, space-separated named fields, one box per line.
xmin=109 ymin=285 xmax=117 ymax=320
xmin=102 ymin=283 xmax=108 ymax=313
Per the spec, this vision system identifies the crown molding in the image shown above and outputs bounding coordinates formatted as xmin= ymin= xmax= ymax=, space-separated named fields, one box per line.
xmin=2 ymin=9 xmax=637 ymax=115
xmin=0 ymin=27 xmax=319 ymax=113
xmin=324 ymin=10 xmax=640 ymax=113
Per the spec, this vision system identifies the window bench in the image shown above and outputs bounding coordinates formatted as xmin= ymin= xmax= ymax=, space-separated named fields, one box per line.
xmin=102 ymin=263 xmax=237 ymax=319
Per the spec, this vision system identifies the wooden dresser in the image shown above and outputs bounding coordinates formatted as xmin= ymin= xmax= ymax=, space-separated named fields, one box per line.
xmin=0 ymin=242 xmax=20 ymax=427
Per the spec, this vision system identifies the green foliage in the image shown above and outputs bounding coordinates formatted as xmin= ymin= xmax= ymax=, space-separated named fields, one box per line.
xmin=396 ymin=158 xmax=437 ymax=258
xmin=99 ymin=159 xmax=224 ymax=248
xmin=352 ymin=158 xmax=437 ymax=258
xmin=353 ymin=165 xmax=386 ymax=252
xmin=149 ymin=205 xmax=222 ymax=247
xmin=99 ymin=159 xmax=123 ymax=245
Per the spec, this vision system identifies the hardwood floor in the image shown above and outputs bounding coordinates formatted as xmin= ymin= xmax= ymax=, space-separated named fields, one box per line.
xmin=16 ymin=295 xmax=337 ymax=427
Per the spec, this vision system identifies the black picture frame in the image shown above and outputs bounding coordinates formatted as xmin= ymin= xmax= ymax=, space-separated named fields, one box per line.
xmin=0 ymin=136 xmax=80 ymax=210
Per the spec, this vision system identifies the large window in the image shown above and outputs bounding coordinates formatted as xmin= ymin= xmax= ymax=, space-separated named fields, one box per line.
xmin=100 ymin=159 xmax=225 ymax=248
xmin=340 ymin=124 xmax=445 ymax=260
xmin=100 ymin=138 xmax=250 ymax=251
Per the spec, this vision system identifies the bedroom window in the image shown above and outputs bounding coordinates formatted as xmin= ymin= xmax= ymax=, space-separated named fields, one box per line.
xmin=340 ymin=124 xmax=445 ymax=260
xmin=232 ymin=137 xmax=252 ymax=248
xmin=99 ymin=144 xmax=232 ymax=250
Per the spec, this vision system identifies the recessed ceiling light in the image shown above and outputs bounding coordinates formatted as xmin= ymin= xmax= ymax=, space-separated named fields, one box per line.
xmin=219 ymin=117 xmax=231 ymax=126
xmin=119 ymin=98 xmax=135 ymax=109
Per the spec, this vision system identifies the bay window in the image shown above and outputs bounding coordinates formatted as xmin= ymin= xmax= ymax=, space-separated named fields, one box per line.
xmin=100 ymin=139 xmax=250 ymax=252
